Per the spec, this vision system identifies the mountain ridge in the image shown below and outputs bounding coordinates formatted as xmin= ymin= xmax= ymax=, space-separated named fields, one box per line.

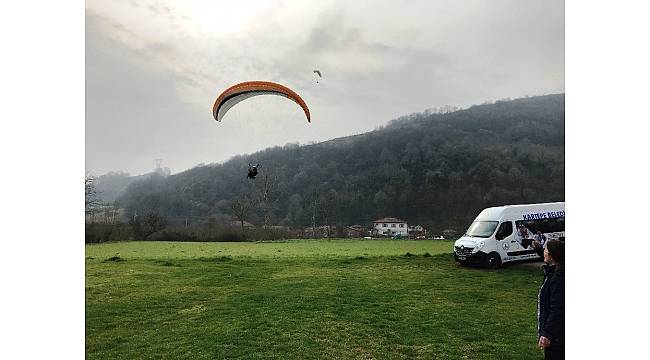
xmin=114 ymin=94 xmax=565 ymax=233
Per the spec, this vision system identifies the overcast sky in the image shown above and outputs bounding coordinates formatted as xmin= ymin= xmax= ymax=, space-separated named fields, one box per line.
xmin=86 ymin=0 xmax=564 ymax=176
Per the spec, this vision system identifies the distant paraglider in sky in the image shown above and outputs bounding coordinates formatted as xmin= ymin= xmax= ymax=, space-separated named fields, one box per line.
xmin=313 ymin=69 xmax=322 ymax=83
xmin=212 ymin=81 xmax=311 ymax=123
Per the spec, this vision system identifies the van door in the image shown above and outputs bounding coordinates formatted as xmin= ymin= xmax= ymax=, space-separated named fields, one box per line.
xmin=495 ymin=221 xmax=522 ymax=262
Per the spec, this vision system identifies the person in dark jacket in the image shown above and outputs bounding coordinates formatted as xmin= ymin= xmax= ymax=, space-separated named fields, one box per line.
xmin=538 ymin=239 xmax=565 ymax=359
xmin=247 ymin=164 xmax=259 ymax=179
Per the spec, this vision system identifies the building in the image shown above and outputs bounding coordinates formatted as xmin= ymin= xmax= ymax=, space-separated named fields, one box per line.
xmin=298 ymin=225 xmax=336 ymax=238
xmin=230 ymin=220 xmax=256 ymax=229
xmin=346 ymin=225 xmax=367 ymax=238
xmin=372 ymin=217 xmax=408 ymax=237
xmin=442 ymin=228 xmax=459 ymax=239
xmin=408 ymin=225 xmax=427 ymax=239
xmin=268 ymin=225 xmax=290 ymax=231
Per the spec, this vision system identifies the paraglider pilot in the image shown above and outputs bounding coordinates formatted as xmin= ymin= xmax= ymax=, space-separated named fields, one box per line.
xmin=247 ymin=164 xmax=259 ymax=179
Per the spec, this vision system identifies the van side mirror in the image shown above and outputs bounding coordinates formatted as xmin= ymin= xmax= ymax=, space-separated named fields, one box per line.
xmin=495 ymin=232 xmax=504 ymax=241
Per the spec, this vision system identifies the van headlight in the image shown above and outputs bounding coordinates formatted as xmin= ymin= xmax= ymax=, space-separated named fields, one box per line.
xmin=472 ymin=241 xmax=485 ymax=253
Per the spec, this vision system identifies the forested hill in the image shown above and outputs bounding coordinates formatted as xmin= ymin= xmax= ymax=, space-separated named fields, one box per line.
xmin=118 ymin=94 xmax=565 ymax=233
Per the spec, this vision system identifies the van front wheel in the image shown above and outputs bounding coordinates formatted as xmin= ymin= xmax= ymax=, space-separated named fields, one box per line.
xmin=484 ymin=253 xmax=502 ymax=269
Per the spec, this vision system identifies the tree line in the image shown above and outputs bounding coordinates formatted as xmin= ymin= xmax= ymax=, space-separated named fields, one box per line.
xmin=87 ymin=94 xmax=565 ymax=242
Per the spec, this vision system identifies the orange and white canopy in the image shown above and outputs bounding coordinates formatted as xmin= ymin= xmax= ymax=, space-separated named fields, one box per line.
xmin=212 ymin=81 xmax=311 ymax=123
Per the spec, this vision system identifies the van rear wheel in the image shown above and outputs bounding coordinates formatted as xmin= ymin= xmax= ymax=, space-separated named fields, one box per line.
xmin=484 ymin=253 xmax=502 ymax=269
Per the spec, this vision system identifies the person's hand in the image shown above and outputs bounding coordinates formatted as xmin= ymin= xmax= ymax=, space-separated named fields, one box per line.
xmin=538 ymin=336 xmax=551 ymax=349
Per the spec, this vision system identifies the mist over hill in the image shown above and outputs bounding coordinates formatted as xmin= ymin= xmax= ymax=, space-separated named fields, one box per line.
xmin=116 ymin=94 xmax=564 ymax=233
xmin=94 ymin=167 xmax=170 ymax=204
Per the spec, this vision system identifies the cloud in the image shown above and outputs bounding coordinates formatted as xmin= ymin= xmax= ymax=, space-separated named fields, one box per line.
xmin=86 ymin=0 xmax=564 ymax=175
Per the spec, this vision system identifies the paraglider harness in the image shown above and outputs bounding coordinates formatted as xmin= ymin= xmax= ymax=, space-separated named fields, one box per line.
xmin=247 ymin=164 xmax=259 ymax=179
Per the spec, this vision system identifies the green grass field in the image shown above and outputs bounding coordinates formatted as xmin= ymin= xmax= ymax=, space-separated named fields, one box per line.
xmin=86 ymin=239 xmax=544 ymax=359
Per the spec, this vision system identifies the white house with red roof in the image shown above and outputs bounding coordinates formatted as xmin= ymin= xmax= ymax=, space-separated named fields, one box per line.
xmin=372 ymin=217 xmax=408 ymax=237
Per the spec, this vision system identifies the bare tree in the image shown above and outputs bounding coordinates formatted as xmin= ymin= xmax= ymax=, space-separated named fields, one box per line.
xmin=317 ymin=189 xmax=338 ymax=238
xmin=303 ymin=191 xmax=318 ymax=238
xmin=254 ymin=171 xmax=278 ymax=229
xmin=85 ymin=173 xmax=102 ymax=219
xmin=230 ymin=195 xmax=252 ymax=239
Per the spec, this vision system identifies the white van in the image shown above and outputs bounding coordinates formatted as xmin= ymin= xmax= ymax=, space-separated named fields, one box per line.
xmin=453 ymin=202 xmax=565 ymax=268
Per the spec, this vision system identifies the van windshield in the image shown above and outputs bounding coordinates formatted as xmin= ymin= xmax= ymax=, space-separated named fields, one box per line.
xmin=465 ymin=221 xmax=499 ymax=238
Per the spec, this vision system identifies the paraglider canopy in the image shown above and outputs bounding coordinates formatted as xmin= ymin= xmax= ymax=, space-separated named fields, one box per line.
xmin=313 ymin=70 xmax=322 ymax=84
xmin=212 ymin=81 xmax=311 ymax=123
